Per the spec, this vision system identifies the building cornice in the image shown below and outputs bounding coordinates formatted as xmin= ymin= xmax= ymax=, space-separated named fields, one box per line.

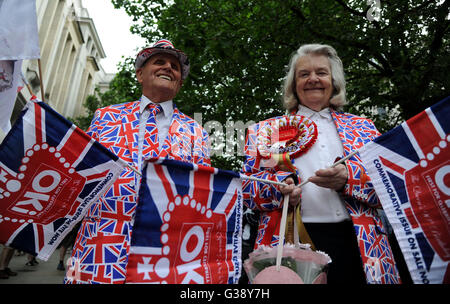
xmin=77 ymin=16 xmax=106 ymax=59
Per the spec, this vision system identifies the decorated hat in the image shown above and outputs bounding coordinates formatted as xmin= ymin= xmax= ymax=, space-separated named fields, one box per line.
xmin=134 ymin=39 xmax=190 ymax=79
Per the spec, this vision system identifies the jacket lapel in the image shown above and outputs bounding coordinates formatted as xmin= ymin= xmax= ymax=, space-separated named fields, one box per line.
xmin=331 ymin=110 xmax=353 ymax=155
xmin=121 ymin=101 xmax=140 ymax=165
xmin=160 ymin=107 xmax=190 ymax=160
xmin=331 ymin=110 xmax=365 ymax=163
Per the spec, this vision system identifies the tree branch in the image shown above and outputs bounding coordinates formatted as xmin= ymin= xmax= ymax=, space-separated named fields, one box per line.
xmin=289 ymin=5 xmax=393 ymax=76
xmin=367 ymin=59 xmax=388 ymax=74
xmin=203 ymin=2 xmax=235 ymax=28
xmin=417 ymin=1 xmax=450 ymax=96
xmin=334 ymin=0 xmax=366 ymax=17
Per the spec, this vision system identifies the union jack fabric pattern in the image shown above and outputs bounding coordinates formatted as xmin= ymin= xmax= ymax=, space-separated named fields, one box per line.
xmin=153 ymin=39 xmax=175 ymax=48
xmin=0 ymin=99 xmax=125 ymax=260
xmin=126 ymin=158 xmax=243 ymax=284
xmin=360 ymin=97 xmax=450 ymax=284
xmin=143 ymin=103 xmax=161 ymax=158
xmin=242 ymin=111 xmax=401 ymax=284
xmin=65 ymin=100 xmax=210 ymax=284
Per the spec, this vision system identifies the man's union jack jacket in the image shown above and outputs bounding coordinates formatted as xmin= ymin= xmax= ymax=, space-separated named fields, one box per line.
xmin=65 ymin=100 xmax=210 ymax=283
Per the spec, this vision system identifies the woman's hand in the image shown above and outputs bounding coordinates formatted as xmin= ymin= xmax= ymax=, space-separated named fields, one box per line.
xmin=279 ymin=177 xmax=302 ymax=207
xmin=308 ymin=163 xmax=348 ymax=191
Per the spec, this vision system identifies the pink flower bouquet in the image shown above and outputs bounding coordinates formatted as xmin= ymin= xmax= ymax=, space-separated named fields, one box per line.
xmin=243 ymin=243 xmax=331 ymax=284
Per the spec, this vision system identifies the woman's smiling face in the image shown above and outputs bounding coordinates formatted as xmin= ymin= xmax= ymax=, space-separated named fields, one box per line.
xmin=294 ymin=54 xmax=333 ymax=111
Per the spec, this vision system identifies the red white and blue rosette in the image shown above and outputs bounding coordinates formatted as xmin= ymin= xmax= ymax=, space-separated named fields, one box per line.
xmin=257 ymin=115 xmax=318 ymax=166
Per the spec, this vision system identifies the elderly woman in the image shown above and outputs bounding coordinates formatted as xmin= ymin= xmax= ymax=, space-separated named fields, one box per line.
xmin=242 ymin=44 xmax=401 ymax=284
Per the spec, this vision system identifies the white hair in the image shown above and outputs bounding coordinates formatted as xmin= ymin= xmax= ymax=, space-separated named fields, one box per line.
xmin=282 ymin=44 xmax=347 ymax=111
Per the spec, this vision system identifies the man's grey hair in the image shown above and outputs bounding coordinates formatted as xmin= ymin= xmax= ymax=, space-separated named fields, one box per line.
xmin=282 ymin=44 xmax=347 ymax=112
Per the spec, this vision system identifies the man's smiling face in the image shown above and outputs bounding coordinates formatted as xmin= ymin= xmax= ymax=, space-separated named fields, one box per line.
xmin=136 ymin=53 xmax=183 ymax=103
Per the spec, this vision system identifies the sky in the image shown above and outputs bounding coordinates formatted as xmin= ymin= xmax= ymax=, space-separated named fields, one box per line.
xmin=81 ymin=0 xmax=147 ymax=74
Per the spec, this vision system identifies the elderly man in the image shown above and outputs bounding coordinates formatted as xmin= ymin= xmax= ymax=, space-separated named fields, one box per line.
xmin=65 ymin=40 xmax=210 ymax=284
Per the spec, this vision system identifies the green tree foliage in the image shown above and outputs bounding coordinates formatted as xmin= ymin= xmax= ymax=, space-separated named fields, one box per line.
xmin=74 ymin=0 xmax=450 ymax=170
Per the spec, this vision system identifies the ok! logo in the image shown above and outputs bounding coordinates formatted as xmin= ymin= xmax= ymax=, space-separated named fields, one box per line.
xmin=0 ymin=143 xmax=85 ymax=225
xmin=130 ymin=194 xmax=229 ymax=284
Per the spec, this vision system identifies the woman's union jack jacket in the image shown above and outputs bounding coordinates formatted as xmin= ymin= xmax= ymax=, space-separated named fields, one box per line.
xmin=241 ymin=110 xmax=401 ymax=284
xmin=65 ymin=100 xmax=210 ymax=284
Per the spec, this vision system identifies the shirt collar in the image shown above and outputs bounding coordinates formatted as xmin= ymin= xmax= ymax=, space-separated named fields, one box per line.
xmin=297 ymin=104 xmax=332 ymax=121
xmin=139 ymin=95 xmax=173 ymax=118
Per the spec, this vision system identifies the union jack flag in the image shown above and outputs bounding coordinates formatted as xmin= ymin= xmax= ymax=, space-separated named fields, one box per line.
xmin=0 ymin=99 xmax=125 ymax=260
xmin=126 ymin=158 xmax=243 ymax=284
xmin=360 ymin=97 xmax=450 ymax=284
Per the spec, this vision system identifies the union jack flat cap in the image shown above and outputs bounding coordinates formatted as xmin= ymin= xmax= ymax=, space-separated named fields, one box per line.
xmin=135 ymin=39 xmax=190 ymax=79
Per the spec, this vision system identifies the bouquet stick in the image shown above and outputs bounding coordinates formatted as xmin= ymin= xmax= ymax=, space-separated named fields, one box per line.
xmin=276 ymin=194 xmax=290 ymax=271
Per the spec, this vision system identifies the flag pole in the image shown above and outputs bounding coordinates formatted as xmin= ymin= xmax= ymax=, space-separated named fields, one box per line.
xmin=240 ymin=174 xmax=288 ymax=187
xmin=21 ymin=72 xmax=34 ymax=97
xmin=37 ymin=59 xmax=45 ymax=102
xmin=131 ymin=150 xmax=359 ymax=187
xmin=242 ymin=150 xmax=359 ymax=188
xmin=298 ymin=150 xmax=358 ymax=187
xmin=127 ymin=163 xmax=141 ymax=176
xmin=130 ymin=161 xmax=290 ymax=187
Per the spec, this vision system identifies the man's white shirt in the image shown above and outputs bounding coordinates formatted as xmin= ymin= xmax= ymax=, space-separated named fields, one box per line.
xmin=137 ymin=95 xmax=174 ymax=173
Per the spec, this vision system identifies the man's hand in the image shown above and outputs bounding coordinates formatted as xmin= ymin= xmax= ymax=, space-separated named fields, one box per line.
xmin=308 ymin=164 xmax=348 ymax=190
xmin=279 ymin=177 xmax=301 ymax=207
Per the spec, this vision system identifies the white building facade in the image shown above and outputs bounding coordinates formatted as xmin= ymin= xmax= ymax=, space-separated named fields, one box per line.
xmin=14 ymin=0 xmax=113 ymax=123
